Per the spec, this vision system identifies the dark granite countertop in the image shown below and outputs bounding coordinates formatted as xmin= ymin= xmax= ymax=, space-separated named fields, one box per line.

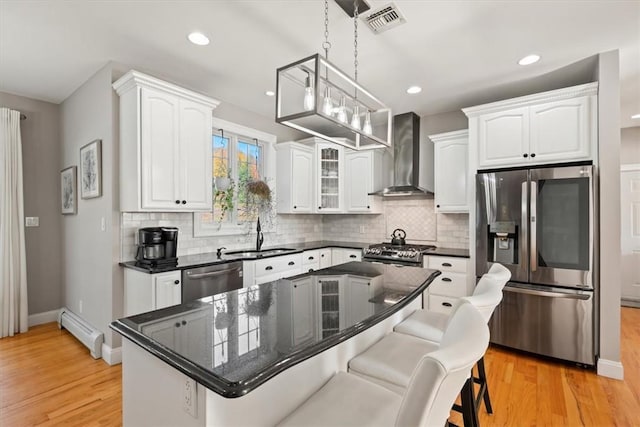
xmin=120 ymin=240 xmax=468 ymax=273
xmin=110 ymin=261 xmax=440 ymax=398
xmin=119 ymin=240 xmax=372 ymax=274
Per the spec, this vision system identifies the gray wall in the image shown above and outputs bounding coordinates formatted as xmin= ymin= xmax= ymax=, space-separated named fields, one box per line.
xmin=60 ymin=64 xmax=120 ymax=347
xmin=596 ymin=50 xmax=622 ymax=373
xmin=621 ymin=127 xmax=640 ymax=165
xmin=0 ymin=91 xmax=62 ymax=315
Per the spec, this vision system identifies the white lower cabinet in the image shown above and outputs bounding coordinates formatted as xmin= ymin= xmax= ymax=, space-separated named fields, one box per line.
xmin=319 ymin=249 xmax=332 ymax=269
xmin=277 ymin=276 xmax=317 ymax=351
xmin=124 ymin=269 xmax=182 ymax=316
xmin=343 ymin=276 xmax=382 ymax=327
xmin=302 ymin=250 xmax=321 ymax=272
xmin=423 ymin=255 xmax=471 ymax=312
xmin=331 ymin=248 xmax=362 ymax=266
xmin=243 ymin=253 xmax=303 ymax=287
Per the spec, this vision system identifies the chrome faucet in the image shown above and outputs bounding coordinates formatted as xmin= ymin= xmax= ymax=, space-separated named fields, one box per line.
xmin=256 ymin=218 xmax=264 ymax=251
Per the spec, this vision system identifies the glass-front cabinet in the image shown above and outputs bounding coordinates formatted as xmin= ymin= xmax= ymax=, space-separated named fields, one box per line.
xmin=316 ymin=143 xmax=344 ymax=212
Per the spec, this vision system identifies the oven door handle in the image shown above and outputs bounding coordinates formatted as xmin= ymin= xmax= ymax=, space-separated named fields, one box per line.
xmin=187 ymin=268 xmax=240 ymax=279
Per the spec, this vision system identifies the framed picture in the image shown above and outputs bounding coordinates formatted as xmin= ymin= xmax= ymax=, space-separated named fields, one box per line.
xmin=60 ymin=166 xmax=77 ymax=215
xmin=80 ymin=139 xmax=102 ymax=199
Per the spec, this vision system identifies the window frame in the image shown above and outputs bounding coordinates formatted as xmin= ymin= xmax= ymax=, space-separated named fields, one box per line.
xmin=193 ymin=118 xmax=277 ymax=237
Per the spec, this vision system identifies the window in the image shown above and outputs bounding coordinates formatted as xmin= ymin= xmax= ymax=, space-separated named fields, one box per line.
xmin=194 ymin=119 xmax=276 ymax=237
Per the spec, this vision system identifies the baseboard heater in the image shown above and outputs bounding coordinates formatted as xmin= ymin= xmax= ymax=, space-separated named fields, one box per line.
xmin=58 ymin=308 xmax=103 ymax=359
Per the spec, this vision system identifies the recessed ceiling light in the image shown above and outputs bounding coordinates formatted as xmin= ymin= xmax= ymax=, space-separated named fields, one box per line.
xmin=187 ymin=32 xmax=210 ymax=46
xmin=632 ymin=113 xmax=640 ymax=119
xmin=406 ymin=86 xmax=422 ymax=94
xmin=265 ymin=90 xmax=275 ymax=97
xmin=518 ymin=54 xmax=540 ymax=66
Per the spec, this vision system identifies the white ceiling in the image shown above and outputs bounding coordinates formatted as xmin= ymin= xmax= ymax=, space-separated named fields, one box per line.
xmin=1 ymin=1 xmax=639 ymax=127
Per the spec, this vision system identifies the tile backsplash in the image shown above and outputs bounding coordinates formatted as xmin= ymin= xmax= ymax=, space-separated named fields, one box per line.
xmin=120 ymin=199 xmax=469 ymax=261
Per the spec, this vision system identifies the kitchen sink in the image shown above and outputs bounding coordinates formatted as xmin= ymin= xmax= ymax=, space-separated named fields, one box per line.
xmin=224 ymin=248 xmax=297 ymax=258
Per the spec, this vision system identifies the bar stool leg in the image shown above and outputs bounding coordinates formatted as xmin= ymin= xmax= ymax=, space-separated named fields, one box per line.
xmin=476 ymin=356 xmax=493 ymax=414
xmin=460 ymin=377 xmax=479 ymax=427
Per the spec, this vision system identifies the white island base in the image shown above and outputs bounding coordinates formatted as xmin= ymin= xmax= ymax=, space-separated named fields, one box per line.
xmin=121 ymin=300 xmax=419 ymax=427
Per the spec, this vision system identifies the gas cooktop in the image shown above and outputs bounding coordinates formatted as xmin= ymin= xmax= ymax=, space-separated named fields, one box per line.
xmin=362 ymin=243 xmax=437 ymax=265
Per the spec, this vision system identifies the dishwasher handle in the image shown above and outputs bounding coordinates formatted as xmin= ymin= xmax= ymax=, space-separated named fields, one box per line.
xmin=187 ymin=268 xmax=241 ymax=280
xmin=504 ymin=285 xmax=591 ymax=300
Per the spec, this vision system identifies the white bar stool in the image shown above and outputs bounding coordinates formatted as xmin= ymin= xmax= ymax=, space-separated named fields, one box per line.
xmin=393 ymin=263 xmax=511 ymax=422
xmin=276 ymin=303 xmax=489 ymax=427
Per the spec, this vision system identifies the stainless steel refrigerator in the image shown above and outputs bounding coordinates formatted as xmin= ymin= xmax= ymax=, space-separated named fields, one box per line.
xmin=476 ymin=163 xmax=597 ymax=365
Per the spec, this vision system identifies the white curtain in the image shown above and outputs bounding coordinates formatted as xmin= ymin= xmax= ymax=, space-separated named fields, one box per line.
xmin=0 ymin=108 xmax=28 ymax=338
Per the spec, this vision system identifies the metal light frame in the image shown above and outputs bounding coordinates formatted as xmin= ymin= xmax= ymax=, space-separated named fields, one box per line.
xmin=275 ymin=53 xmax=392 ymax=150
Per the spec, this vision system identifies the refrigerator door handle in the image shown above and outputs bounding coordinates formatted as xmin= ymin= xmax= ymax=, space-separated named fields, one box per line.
xmin=504 ymin=285 xmax=591 ymax=300
xmin=530 ymin=181 xmax=537 ymax=272
xmin=521 ymin=181 xmax=528 ymax=274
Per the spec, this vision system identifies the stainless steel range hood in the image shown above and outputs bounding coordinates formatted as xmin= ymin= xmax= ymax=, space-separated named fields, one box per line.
xmin=369 ymin=112 xmax=434 ymax=197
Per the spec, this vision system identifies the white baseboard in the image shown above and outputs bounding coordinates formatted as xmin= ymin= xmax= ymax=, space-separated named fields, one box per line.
xmin=28 ymin=309 xmax=61 ymax=327
xmin=101 ymin=343 xmax=122 ymax=365
xmin=597 ymin=358 xmax=624 ymax=380
xmin=621 ymin=298 xmax=640 ymax=308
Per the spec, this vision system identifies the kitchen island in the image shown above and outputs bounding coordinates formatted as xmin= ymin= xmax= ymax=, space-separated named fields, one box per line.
xmin=111 ymin=262 xmax=439 ymax=426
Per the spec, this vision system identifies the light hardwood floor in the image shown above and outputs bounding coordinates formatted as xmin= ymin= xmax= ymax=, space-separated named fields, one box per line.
xmin=1 ymin=308 xmax=638 ymax=426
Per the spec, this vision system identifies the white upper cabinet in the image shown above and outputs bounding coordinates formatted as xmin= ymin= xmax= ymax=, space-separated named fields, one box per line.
xmin=316 ymin=143 xmax=345 ymax=213
xmin=344 ymin=150 xmax=384 ymax=213
xmin=275 ymin=142 xmax=314 ymax=213
xmin=430 ymin=130 xmax=469 ymax=213
xmin=464 ymin=83 xmax=597 ymax=169
xmin=276 ymin=138 xmax=387 ymax=215
xmin=113 ymin=70 xmax=219 ymax=212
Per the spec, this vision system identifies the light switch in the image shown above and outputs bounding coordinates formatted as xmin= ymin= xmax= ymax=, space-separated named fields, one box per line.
xmin=25 ymin=217 xmax=39 ymax=227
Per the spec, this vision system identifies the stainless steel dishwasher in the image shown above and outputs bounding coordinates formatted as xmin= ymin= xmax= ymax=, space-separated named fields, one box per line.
xmin=182 ymin=261 xmax=243 ymax=302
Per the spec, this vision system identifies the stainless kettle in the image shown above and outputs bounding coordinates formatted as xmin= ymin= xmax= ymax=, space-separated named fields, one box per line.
xmin=391 ymin=228 xmax=407 ymax=246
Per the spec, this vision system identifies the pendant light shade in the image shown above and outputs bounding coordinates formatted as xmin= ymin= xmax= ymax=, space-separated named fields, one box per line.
xmin=275 ymin=54 xmax=392 ymax=150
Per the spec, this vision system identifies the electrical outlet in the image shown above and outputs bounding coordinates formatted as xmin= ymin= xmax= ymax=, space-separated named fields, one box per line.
xmin=359 ymin=225 xmax=365 ymax=234
xmin=25 ymin=217 xmax=39 ymax=227
xmin=100 ymin=217 xmax=106 ymax=232
xmin=183 ymin=378 xmax=197 ymax=417
xmin=79 ymin=300 xmax=83 ymax=314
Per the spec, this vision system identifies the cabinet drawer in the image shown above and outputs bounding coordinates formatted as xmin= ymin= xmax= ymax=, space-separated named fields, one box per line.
xmin=255 ymin=267 xmax=303 ymax=286
xmin=302 ymin=250 xmax=320 ymax=266
xmin=254 ymin=254 xmax=303 ymax=278
xmin=428 ymin=295 xmax=459 ymax=315
xmin=428 ymin=272 xmax=467 ymax=298
xmin=426 ymin=256 xmax=468 ymax=274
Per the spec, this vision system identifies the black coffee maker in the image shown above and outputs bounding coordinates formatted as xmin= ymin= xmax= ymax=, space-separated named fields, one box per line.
xmin=135 ymin=227 xmax=179 ymax=267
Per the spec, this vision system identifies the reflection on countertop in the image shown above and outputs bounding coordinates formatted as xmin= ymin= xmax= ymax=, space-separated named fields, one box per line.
xmin=111 ymin=261 xmax=440 ymax=397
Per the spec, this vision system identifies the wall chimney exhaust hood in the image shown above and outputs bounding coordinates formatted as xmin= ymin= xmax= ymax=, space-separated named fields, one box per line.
xmin=369 ymin=112 xmax=434 ymax=197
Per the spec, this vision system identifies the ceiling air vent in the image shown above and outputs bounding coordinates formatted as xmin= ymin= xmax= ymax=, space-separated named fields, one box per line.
xmin=363 ymin=3 xmax=406 ymax=34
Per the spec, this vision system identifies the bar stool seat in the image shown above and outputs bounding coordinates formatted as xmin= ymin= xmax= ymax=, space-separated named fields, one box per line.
xmin=393 ymin=309 xmax=448 ymax=344
xmin=277 ymin=303 xmax=490 ymax=427
xmin=348 ymin=332 xmax=439 ymax=394
xmin=277 ymin=372 xmax=402 ymax=427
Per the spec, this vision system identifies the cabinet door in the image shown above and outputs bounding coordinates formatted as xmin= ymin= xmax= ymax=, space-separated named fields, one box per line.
xmin=478 ymin=107 xmax=530 ymax=168
xmin=142 ymin=319 xmax=179 ymax=349
xmin=140 ymin=88 xmax=180 ymax=209
xmin=179 ymin=100 xmax=213 ymax=210
xmin=291 ymin=149 xmax=314 ymax=212
xmin=345 ymin=151 xmax=373 ymax=212
xmin=319 ymin=249 xmax=332 ymax=269
xmin=317 ymin=145 xmax=343 ymax=212
xmin=291 ymin=277 xmax=316 ymax=346
xmin=529 ymin=96 xmax=592 ymax=163
xmin=435 ymin=137 xmax=468 ymax=212
xmin=154 ymin=272 xmax=182 ymax=310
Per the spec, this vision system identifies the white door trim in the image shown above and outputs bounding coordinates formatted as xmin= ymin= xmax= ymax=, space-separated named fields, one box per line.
xmin=621 ymin=163 xmax=640 ymax=172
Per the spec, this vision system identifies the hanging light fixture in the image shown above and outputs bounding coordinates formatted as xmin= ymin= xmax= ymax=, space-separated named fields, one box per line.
xmin=275 ymin=0 xmax=392 ymax=150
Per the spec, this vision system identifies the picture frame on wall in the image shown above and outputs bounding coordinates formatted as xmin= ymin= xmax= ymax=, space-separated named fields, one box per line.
xmin=80 ymin=139 xmax=102 ymax=199
xmin=60 ymin=166 xmax=77 ymax=215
